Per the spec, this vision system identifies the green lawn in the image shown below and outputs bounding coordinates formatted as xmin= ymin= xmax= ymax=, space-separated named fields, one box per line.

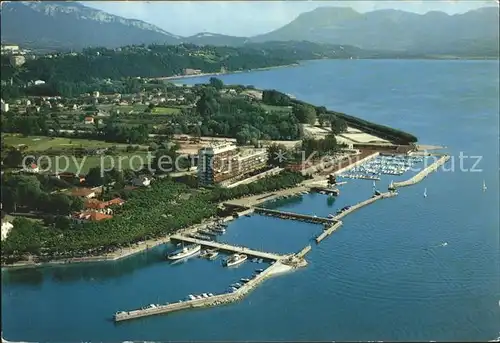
xmin=259 ymin=104 xmax=293 ymax=113
xmin=97 ymin=104 xmax=148 ymax=114
xmin=151 ymin=106 xmax=181 ymax=115
xmin=45 ymin=151 xmax=154 ymax=174
xmin=2 ymin=135 xmax=123 ymax=151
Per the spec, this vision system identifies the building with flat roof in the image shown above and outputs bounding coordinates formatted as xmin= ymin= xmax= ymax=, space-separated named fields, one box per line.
xmin=197 ymin=143 xmax=268 ymax=186
xmin=197 ymin=142 xmax=238 ymax=186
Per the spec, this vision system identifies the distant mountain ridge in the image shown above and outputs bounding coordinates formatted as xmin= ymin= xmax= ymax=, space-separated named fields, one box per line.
xmin=250 ymin=6 xmax=499 ymax=55
xmin=0 ymin=1 xmax=181 ymax=49
xmin=1 ymin=1 xmax=498 ymax=58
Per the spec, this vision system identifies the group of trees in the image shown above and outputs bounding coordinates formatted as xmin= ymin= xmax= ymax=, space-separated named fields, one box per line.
xmin=192 ymin=84 xmax=302 ymax=144
xmin=1 ymin=179 xmax=217 ymax=261
xmin=1 ymin=174 xmax=84 ymax=216
xmin=1 ymin=44 xmax=293 ymax=89
xmin=210 ymin=171 xmax=307 ymax=202
xmin=1 ymin=170 xmax=307 ymax=262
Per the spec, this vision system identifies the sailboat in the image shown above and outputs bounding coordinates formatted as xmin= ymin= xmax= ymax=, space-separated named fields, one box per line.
xmin=424 ymin=188 xmax=427 ymax=198
xmin=388 ymin=180 xmax=395 ymax=191
xmin=483 ymin=180 xmax=487 ymax=191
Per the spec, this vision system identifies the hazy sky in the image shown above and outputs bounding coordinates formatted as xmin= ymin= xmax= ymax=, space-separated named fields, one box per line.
xmin=82 ymin=1 xmax=497 ymax=37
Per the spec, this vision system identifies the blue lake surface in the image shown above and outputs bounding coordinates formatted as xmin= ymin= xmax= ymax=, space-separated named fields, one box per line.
xmin=2 ymin=59 xmax=499 ymax=342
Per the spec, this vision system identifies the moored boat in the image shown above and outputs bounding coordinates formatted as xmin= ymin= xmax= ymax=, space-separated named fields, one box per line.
xmin=224 ymin=253 xmax=248 ymax=267
xmin=167 ymin=244 xmax=201 ymax=260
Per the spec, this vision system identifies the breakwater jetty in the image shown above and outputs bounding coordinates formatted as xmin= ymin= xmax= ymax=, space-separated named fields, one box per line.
xmin=170 ymin=234 xmax=284 ymax=261
xmin=334 ymin=192 xmax=398 ymax=221
xmin=114 ymin=256 xmax=302 ymax=322
xmin=254 ymin=208 xmax=334 ymax=224
xmin=315 ymin=221 xmax=343 ymax=243
xmin=393 ymin=155 xmax=450 ymax=188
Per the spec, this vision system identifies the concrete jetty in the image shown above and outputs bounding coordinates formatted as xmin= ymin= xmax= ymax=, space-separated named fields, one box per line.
xmin=114 ymin=259 xmax=295 ymax=322
xmin=296 ymin=245 xmax=312 ymax=259
xmin=315 ymin=221 xmax=343 ymax=243
xmin=393 ymin=155 xmax=450 ymax=188
xmin=334 ymin=192 xmax=397 ymax=221
xmin=170 ymin=234 xmax=284 ymax=261
xmin=253 ymin=208 xmax=334 ymax=224
xmin=309 ymin=186 xmax=340 ymax=196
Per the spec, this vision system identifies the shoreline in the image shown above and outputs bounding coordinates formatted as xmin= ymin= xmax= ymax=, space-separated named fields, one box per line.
xmin=155 ymin=63 xmax=300 ymax=81
xmin=1 ymin=150 xmax=448 ymax=271
xmin=156 ymin=58 xmax=498 ymax=83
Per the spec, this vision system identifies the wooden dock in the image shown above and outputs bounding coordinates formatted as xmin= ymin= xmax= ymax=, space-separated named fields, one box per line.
xmin=253 ymin=208 xmax=334 ymax=224
xmin=170 ymin=234 xmax=284 ymax=261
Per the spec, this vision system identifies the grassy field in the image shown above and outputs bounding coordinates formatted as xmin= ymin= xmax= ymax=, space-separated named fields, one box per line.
xmin=2 ymin=135 xmax=124 ymax=151
xmin=151 ymin=106 xmax=181 ymax=115
xmin=259 ymin=104 xmax=293 ymax=113
xmin=45 ymin=151 xmax=153 ymax=174
xmin=97 ymin=104 xmax=148 ymax=114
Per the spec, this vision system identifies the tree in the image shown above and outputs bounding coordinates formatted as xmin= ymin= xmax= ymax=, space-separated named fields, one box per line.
xmin=85 ymin=167 xmax=104 ymax=186
xmin=209 ymin=77 xmax=224 ymax=90
xmin=70 ymin=196 xmax=84 ymax=212
xmin=329 ymin=114 xmax=348 ymax=134
xmin=267 ymin=143 xmax=288 ymax=167
xmin=3 ymin=148 xmax=23 ymax=168
xmin=293 ymin=104 xmax=317 ymax=125
xmin=50 ymin=194 xmax=73 ymax=215
xmin=196 ymin=87 xmax=220 ymax=117
xmin=262 ymin=90 xmax=290 ymax=106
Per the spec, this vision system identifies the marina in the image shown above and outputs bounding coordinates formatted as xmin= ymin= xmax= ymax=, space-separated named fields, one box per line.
xmin=253 ymin=207 xmax=334 ymax=224
xmin=338 ymin=155 xmax=425 ymax=179
xmin=170 ymin=234 xmax=285 ymax=261
xmin=392 ymin=155 xmax=450 ymax=188
xmin=167 ymin=244 xmax=201 ymax=261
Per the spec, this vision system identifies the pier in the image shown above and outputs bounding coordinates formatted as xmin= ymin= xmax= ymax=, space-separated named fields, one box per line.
xmin=309 ymin=187 xmax=340 ymax=196
xmin=334 ymin=192 xmax=398 ymax=221
xmin=170 ymin=234 xmax=284 ymax=261
xmin=114 ymin=258 xmax=298 ymax=322
xmin=295 ymin=245 xmax=312 ymax=259
xmin=315 ymin=221 xmax=343 ymax=243
xmin=393 ymin=155 xmax=450 ymax=188
xmin=253 ymin=208 xmax=334 ymax=224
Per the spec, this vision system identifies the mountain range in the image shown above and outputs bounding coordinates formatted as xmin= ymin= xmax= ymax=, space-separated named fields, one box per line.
xmin=1 ymin=1 xmax=498 ymax=57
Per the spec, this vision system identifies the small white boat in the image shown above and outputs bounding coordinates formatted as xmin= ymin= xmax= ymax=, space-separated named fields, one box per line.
xmin=483 ymin=180 xmax=487 ymax=191
xmin=424 ymin=188 xmax=427 ymax=198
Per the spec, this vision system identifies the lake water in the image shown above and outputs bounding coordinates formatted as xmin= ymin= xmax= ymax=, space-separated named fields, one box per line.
xmin=2 ymin=60 xmax=499 ymax=342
